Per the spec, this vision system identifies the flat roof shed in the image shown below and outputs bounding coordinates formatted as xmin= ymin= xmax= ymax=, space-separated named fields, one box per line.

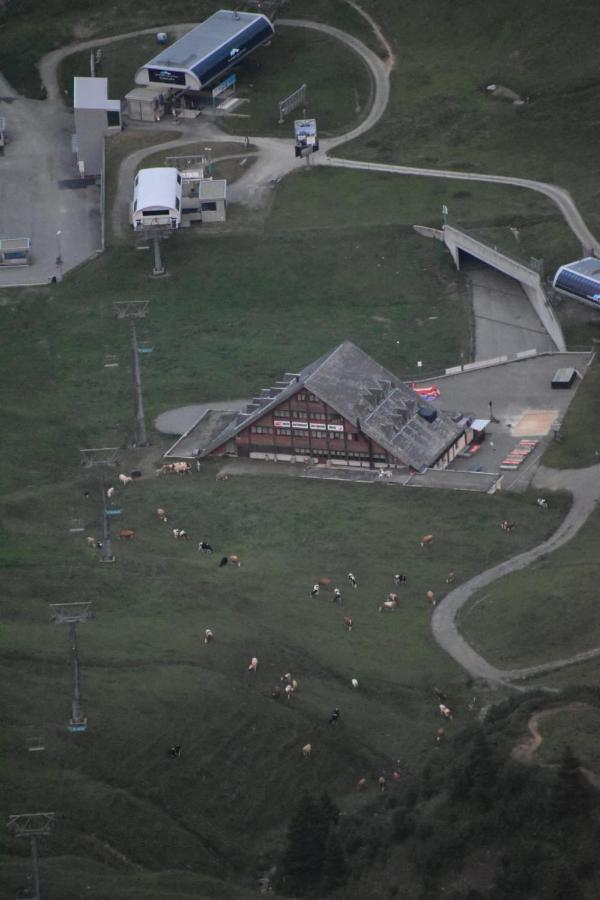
xmin=135 ymin=10 xmax=274 ymax=91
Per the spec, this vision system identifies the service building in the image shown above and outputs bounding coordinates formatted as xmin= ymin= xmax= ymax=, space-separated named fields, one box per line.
xmin=170 ymin=342 xmax=471 ymax=470
xmin=73 ymin=77 xmax=121 ymax=176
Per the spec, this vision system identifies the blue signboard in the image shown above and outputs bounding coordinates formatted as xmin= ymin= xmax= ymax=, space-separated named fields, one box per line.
xmin=212 ymin=73 xmax=236 ymax=99
xmin=148 ymin=68 xmax=186 ymax=86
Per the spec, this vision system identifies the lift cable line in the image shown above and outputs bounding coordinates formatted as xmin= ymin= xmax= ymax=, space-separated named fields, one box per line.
xmin=113 ymin=301 xmax=150 ymax=448
xmin=8 ymin=811 xmax=56 ymax=900
xmin=79 ymin=447 xmax=120 ymax=563
xmin=49 ymin=602 xmax=93 ymax=733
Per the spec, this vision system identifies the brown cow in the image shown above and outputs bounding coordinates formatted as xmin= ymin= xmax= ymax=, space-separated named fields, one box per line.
xmin=118 ymin=529 xmax=135 ymax=540
xmin=343 ymin=616 xmax=353 ymax=632
xmin=420 ymin=534 xmax=433 ymax=548
xmin=426 ymin=590 xmax=436 ymax=606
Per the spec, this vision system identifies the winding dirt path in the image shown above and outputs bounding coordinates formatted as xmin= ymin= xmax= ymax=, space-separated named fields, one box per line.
xmin=432 ymin=464 xmax=600 ymax=687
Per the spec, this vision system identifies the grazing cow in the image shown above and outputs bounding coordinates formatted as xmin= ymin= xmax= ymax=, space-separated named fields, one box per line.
xmin=168 ymin=744 xmax=182 ymax=759
xmin=332 ymin=588 xmax=342 ymax=604
xmin=439 ymin=704 xmax=453 ymax=720
xmin=537 ymin=497 xmax=549 ymax=510
xmin=445 ymin=570 xmax=455 ymax=584
xmin=347 ymin=572 xmax=358 ymax=589
xmin=378 ymin=468 xmax=392 ymax=479
xmin=158 ymin=463 xmax=175 ymax=477
xmin=118 ymin=529 xmax=135 ymax=540
xmin=310 ymin=584 xmax=320 ymax=597
xmin=292 ymin=679 xmax=299 ymax=691
xmin=281 ymin=672 xmax=293 ymax=684
xmin=219 ymin=556 xmax=229 ymax=567
xmin=248 ymin=656 xmax=258 ymax=673
xmin=436 ymin=727 xmax=445 ymax=744
xmin=351 ymin=678 xmax=359 ymax=689
xmin=378 ymin=599 xmax=398 ymax=612
xmin=378 ymin=776 xmax=386 ymax=793
xmin=174 ymin=461 xmax=191 ymax=475
xmin=215 ymin=472 xmax=229 ymax=481
xmin=343 ymin=616 xmax=353 ymax=632
xmin=204 ymin=628 xmax=214 ymax=644
xmin=198 ymin=541 xmax=214 ymax=553
xmin=420 ymin=534 xmax=433 ymax=548
xmin=229 ymin=555 xmax=241 ymax=567
xmin=156 ymin=507 xmax=168 ymax=522
xmin=329 ymin=708 xmax=340 ymax=725
xmin=172 ymin=528 xmax=189 ymax=540
xmin=500 ymin=519 xmax=515 ymax=532
xmin=388 ymin=592 xmax=399 ymax=603
xmin=302 ymin=743 xmax=312 ymax=758
xmin=356 ymin=777 xmax=367 ymax=790
xmin=86 ymin=536 xmax=96 ymax=547
xmin=118 ymin=474 xmax=133 ymax=486
xmin=426 ymin=590 xmax=436 ymax=606
xmin=394 ymin=574 xmax=407 ymax=585
xmin=285 ymin=684 xmax=295 ymax=700
xmin=319 ymin=577 xmax=332 ymax=590
xmin=106 ymin=486 xmax=115 ymax=499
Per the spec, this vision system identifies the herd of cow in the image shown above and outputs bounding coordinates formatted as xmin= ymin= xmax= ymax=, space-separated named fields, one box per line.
xmin=85 ymin=469 xmax=550 ymax=788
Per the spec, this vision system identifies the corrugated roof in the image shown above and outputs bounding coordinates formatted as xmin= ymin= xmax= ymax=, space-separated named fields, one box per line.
xmin=134 ymin=167 xmax=181 ymax=212
xmin=202 ymin=341 xmax=464 ymax=469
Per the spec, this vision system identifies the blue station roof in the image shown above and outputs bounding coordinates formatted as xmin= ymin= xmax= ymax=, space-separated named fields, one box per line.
xmin=140 ymin=10 xmax=274 ymax=89
xmin=553 ymin=257 xmax=600 ymax=304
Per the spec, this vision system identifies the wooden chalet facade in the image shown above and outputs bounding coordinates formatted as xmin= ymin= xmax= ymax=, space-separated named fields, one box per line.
xmin=176 ymin=342 xmax=471 ymax=472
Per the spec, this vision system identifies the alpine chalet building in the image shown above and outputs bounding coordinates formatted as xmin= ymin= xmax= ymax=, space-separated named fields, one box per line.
xmin=173 ymin=342 xmax=470 ymax=472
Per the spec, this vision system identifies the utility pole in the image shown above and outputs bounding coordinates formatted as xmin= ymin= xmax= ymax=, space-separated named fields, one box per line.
xmin=113 ymin=301 xmax=150 ymax=447
xmin=79 ymin=447 xmax=119 ymax=563
xmin=8 ymin=811 xmax=55 ymax=900
xmin=49 ymin=602 xmax=93 ymax=732
xmin=152 ymin=231 xmax=164 ymax=276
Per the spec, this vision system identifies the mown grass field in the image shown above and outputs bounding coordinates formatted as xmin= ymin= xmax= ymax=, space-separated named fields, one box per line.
xmin=459 ymin=501 xmax=600 ymax=669
xmin=0 ymin=467 xmax=570 ymax=898
xmin=534 ymin=705 xmax=600 ymax=773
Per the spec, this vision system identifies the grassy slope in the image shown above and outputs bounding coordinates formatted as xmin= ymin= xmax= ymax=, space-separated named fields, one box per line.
xmin=534 ymin=706 xmax=600 ymax=772
xmin=459 ymin=501 xmax=600 ymax=668
xmin=542 ymin=356 xmax=600 ymax=469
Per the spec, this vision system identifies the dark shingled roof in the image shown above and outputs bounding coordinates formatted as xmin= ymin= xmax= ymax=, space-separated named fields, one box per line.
xmin=202 ymin=341 xmax=465 ymax=470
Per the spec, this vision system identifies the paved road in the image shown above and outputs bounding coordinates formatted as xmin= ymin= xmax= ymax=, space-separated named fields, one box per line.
xmin=465 ymin=260 xmax=556 ymax=360
xmin=0 ymin=72 xmax=100 ymax=287
xmin=431 ymin=463 xmax=600 ymax=687
xmin=319 ymin=156 xmax=600 ymax=258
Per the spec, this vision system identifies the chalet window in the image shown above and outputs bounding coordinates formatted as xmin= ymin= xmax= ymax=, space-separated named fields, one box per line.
xmin=275 ymin=428 xmax=292 ymax=436
xmin=292 ymin=411 xmax=307 ymax=420
xmin=308 ymin=393 xmax=318 ymax=401
xmin=277 ymin=409 xmax=290 ymax=417
xmin=251 ymin=425 xmax=273 ymax=434
xmin=328 ymin=413 xmax=342 ymax=421
xmin=201 ymin=201 xmax=217 ymax=211
xmin=297 ymin=392 xmax=307 ymax=401
xmin=310 ymin=412 xmax=326 ymax=421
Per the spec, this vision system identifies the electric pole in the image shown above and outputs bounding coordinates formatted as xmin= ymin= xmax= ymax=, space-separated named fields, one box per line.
xmin=8 ymin=811 xmax=55 ymax=900
xmin=49 ymin=602 xmax=93 ymax=732
xmin=113 ymin=301 xmax=150 ymax=447
xmin=79 ymin=447 xmax=119 ymax=564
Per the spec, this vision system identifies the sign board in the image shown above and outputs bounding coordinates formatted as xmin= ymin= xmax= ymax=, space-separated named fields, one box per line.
xmin=148 ymin=68 xmax=186 ymax=86
xmin=212 ymin=73 xmax=236 ymax=99
xmin=278 ymin=84 xmax=306 ymax=123
xmin=294 ymin=118 xmax=319 ymax=157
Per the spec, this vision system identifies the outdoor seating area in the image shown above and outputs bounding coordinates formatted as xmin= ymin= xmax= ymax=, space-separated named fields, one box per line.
xmin=499 ymin=439 xmax=539 ymax=470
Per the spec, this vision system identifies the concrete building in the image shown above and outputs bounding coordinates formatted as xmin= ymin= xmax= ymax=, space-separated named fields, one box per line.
xmin=73 ymin=77 xmax=121 ymax=176
xmin=184 ymin=179 xmax=227 ymax=223
xmin=168 ymin=341 xmax=471 ymax=469
xmin=131 ymin=168 xmax=182 ymax=231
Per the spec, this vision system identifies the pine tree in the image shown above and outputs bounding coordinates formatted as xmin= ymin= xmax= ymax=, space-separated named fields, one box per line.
xmin=280 ymin=793 xmax=329 ymax=895
xmin=321 ymin=829 xmax=347 ymax=893
xmin=551 ymin=745 xmax=592 ymax=818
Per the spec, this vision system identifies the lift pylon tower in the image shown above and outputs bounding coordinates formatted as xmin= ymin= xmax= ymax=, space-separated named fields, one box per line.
xmin=8 ymin=812 xmax=55 ymax=900
xmin=79 ymin=448 xmax=120 ymax=563
xmin=49 ymin=602 xmax=93 ymax=732
xmin=113 ymin=301 xmax=150 ymax=448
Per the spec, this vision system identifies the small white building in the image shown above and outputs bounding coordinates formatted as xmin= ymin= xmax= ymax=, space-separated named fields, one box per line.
xmin=125 ymin=85 xmax=167 ymax=122
xmin=181 ymin=178 xmax=227 ymax=224
xmin=131 ymin=168 xmax=182 ymax=231
xmin=73 ymin=77 xmax=121 ymax=176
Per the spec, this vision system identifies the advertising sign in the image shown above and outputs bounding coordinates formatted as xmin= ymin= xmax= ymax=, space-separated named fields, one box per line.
xmin=274 ymin=419 xmax=291 ymax=428
xmin=212 ymin=73 xmax=236 ymax=99
xmin=292 ymin=421 xmax=309 ymax=429
xmin=294 ymin=118 xmax=319 ymax=157
xmin=148 ymin=68 xmax=186 ymax=86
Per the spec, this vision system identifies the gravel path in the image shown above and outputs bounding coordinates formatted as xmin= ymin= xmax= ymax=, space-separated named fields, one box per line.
xmin=431 ymin=464 xmax=600 ymax=687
